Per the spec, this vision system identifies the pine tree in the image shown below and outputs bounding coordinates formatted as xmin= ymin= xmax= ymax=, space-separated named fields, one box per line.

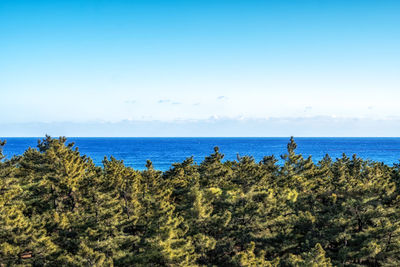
xmin=287 ymin=243 xmax=332 ymax=266
xmin=14 ymin=136 xmax=97 ymax=264
xmin=0 ymin=140 xmax=57 ymax=265
xmin=163 ymin=157 xmax=199 ymax=214
xmin=233 ymin=241 xmax=279 ymax=267
xmin=199 ymin=147 xmax=233 ymax=188
xmin=231 ymin=155 xmax=263 ymax=193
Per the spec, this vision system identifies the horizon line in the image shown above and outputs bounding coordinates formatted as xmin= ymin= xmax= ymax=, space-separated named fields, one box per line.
xmin=2 ymin=136 xmax=400 ymax=138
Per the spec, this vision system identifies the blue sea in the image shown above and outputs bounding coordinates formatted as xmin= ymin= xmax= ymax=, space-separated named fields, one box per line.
xmin=2 ymin=137 xmax=400 ymax=170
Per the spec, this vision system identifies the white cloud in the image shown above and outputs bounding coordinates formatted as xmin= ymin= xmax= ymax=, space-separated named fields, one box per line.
xmin=2 ymin=117 xmax=400 ymax=137
xmin=304 ymin=106 xmax=312 ymax=112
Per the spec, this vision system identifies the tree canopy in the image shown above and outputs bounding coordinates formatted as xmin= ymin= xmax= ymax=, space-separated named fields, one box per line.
xmin=1 ymin=136 xmax=400 ymax=266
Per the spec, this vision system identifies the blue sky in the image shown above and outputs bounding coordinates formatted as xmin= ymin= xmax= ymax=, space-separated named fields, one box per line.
xmin=1 ymin=0 xmax=400 ymax=136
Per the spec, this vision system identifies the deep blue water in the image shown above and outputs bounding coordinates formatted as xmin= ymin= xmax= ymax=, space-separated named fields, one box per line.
xmin=2 ymin=137 xmax=400 ymax=170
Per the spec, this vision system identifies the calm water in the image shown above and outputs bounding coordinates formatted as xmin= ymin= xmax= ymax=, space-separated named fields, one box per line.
xmin=2 ymin=137 xmax=400 ymax=170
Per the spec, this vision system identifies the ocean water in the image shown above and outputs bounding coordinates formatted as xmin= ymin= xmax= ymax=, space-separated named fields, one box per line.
xmin=1 ymin=137 xmax=400 ymax=170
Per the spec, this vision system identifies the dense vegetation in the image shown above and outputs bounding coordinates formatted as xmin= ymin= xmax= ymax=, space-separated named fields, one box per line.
xmin=1 ymin=136 xmax=400 ymax=266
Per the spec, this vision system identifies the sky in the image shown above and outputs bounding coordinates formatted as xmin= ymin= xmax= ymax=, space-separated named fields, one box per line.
xmin=1 ymin=0 xmax=400 ymax=136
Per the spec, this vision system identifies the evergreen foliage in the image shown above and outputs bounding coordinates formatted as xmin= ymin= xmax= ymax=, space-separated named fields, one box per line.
xmin=1 ymin=136 xmax=400 ymax=266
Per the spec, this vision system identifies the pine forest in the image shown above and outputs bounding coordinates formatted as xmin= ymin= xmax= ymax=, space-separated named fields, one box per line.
xmin=2 ymin=136 xmax=400 ymax=266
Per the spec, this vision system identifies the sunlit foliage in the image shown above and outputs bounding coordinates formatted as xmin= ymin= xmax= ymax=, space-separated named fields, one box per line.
xmin=1 ymin=136 xmax=400 ymax=266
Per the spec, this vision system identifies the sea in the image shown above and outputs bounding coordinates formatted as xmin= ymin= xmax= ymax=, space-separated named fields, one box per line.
xmin=1 ymin=137 xmax=400 ymax=171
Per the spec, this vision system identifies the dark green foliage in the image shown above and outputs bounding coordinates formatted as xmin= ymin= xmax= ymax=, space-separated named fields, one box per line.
xmin=2 ymin=136 xmax=400 ymax=266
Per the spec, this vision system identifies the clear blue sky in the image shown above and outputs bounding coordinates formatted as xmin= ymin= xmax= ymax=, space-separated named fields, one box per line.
xmin=1 ymin=0 xmax=399 ymax=136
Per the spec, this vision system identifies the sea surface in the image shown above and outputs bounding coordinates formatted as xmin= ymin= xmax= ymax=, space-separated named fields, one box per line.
xmin=2 ymin=137 xmax=400 ymax=170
